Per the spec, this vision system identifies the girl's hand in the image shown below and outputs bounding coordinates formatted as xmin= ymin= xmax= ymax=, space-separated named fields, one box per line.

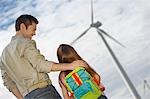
xmin=99 ymin=83 xmax=105 ymax=91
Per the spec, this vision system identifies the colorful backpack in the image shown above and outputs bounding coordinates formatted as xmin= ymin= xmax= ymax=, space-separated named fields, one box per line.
xmin=65 ymin=67 xmax=102 ymax=99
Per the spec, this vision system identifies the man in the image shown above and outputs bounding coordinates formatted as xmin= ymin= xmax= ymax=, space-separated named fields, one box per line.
xmin=0 ymin=14 xmax=88 ymax=99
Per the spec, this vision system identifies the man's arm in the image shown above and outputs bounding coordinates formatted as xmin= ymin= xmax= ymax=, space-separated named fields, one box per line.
xmin=51 ymin=60 xmax=88 ymax=71
xmin=1 ymin=71 xmax=23 ymax=99
xmin=23 ymin=40 xmax=88 ymax=73
xmin=0 ymin=59 xmax=23 ymax=99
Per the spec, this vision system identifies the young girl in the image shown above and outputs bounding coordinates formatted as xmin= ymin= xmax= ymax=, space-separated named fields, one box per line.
xmin=57 ymin=44 xmax=107 ymax=99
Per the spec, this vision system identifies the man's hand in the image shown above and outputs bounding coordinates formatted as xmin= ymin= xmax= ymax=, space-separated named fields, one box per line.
xmin=71 ymin=60 xmax=88 ymax=69
xmin=11 ymin=86 xmax=23 ymax=99
xmin=17 ymin=97 xmax=23 ymax=99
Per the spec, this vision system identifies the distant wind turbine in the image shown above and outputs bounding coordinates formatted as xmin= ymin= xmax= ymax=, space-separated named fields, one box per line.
xmin=70 ymin=0 xmax=141 ymax=99
xmin=144 ymin=80 xmax=150 ymax=95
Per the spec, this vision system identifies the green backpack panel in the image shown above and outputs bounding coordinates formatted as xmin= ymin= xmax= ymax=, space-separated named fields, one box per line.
xmin=65 ymin=67 xmax=102 ymax=99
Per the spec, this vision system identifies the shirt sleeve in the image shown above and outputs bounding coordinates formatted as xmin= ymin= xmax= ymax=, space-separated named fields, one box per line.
xmin=0 ymin=60 xmax=16 ymax=92
xmin=23 ymin=40 xmax=53 ymax=73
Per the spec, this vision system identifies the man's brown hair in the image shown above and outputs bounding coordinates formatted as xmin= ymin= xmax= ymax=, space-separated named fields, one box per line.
xmin=15 ymin=14 xmax=38 ymax=31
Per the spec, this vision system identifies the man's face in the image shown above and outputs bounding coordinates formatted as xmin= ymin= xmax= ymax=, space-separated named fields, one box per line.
xmin=22 ymin=22 xmax=37 ymax=39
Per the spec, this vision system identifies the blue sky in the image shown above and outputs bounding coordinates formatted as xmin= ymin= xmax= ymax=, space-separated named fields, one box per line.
xmin=0 ymin=0 xmax=150 ymax=99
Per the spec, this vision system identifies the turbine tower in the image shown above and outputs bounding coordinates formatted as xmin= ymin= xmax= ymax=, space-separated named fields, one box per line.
xmin=70 ymin=0 xmax=141 ymax=99
xmin=144 ymin=80 xmax=150 ymax=95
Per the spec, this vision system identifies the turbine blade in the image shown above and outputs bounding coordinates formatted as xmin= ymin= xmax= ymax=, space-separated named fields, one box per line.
xmin=145 ymin=80 xmax=150 ymax=89
xmin=70 ymin=27 xmax=91 ymax=45
xmin=91 ymin=0 xmax=94 ymax=24
xmin=97 ymin=28 xmax=126 ymax=48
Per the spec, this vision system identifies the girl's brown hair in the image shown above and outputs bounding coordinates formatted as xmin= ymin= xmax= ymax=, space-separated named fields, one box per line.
xmin=57 ymin=44 xmax=97 ymax=77
xmin=57 ymin=44 xmax=82 ymax=63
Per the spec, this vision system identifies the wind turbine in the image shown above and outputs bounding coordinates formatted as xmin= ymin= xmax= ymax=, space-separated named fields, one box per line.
xmin=70 ymin=0 xmax=141 ymax=99
xmin=144 ymin=80 xmax=150 ymax=95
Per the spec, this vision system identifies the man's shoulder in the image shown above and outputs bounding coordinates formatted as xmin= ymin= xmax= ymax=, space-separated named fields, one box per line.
xmin=4 ymin=36 xmax=33 ymax=51
xmin=16 ymin=36 xmax=32 ymax=44
xmin=11 ymin=36 xmax=35 ymax=48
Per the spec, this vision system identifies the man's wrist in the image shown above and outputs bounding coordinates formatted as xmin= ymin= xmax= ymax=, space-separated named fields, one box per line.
xmin=17 ymin=96 xmax=23 ymax=99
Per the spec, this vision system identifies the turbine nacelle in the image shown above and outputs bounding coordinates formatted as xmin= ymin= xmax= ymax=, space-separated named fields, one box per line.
xmin=91 ymin=21 xmax=102 ymax=28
